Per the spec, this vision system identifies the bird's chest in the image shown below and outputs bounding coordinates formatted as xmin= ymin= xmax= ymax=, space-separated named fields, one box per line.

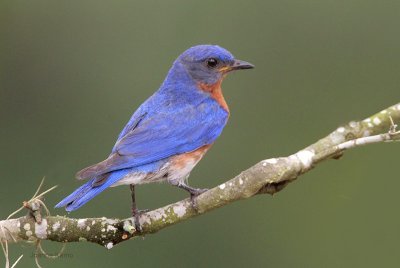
xmin=198 ymin=80 xmax=229 ymax=113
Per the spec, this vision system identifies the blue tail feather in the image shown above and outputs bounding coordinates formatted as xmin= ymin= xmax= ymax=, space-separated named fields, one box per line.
xmin=54 ymin=178 xmax=95 ymax=210
xmin=55 ymin=169 xmax=131 ymax=212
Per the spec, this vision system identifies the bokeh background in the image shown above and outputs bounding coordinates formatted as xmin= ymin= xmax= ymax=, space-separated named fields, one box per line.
xmin=1 ymin=1 xmax=400 ymax=267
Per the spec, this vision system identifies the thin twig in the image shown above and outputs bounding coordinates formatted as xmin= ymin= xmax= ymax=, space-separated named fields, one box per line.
xmin=37 ymin=241 xmax=66 ymax=259
xmin=31 ymin=177 xmax=46 ymax=200
xmin=0 ymin=222 xmax=10 ymax=268
xmin=10 ymin=255 xmax=23 ymax=268
xmin=0 ymin=240 xmax=9 ymax=268
xmin=7 ymin=183 xmax=57 ymax=221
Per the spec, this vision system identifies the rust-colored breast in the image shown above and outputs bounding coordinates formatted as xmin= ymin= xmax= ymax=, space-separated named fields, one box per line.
xmin=171 ymin=144 xmax=212 ymax=169
xmin=198 ymin=80 xmax=229 ymax=112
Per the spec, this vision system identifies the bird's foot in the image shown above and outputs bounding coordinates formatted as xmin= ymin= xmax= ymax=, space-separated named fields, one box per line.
xmin=187 ymin=187 xmax=208 ymax=212
xmin=189 ymin=187 xmax=209 ymax=199
xmin=131 ymin=208 xmax=150 ymax=234
xmin=176 ymin=182 xmax=208 ymax=197
xmin=173 ymin=182 xmax=208 ymax=211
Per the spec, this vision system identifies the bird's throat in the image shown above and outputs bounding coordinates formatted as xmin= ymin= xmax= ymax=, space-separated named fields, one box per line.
xmin=198 ymin=80 xmax=229 ymax=112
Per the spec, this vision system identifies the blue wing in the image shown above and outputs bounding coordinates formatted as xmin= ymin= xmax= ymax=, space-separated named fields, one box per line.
xmin=76 ymin=98 xmax=228 ymax=180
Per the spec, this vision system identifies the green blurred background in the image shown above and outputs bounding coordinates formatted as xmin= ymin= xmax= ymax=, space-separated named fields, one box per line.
xmin=1 ymin=0 xmax=399 ymax=267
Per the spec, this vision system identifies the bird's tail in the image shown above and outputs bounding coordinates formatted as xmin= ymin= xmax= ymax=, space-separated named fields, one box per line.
xmin=55 ymin=170 xmax=130 ymax=212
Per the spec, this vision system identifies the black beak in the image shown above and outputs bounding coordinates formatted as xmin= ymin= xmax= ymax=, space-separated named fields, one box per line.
xmin=231 ymin=59 xmax=255 ymax=70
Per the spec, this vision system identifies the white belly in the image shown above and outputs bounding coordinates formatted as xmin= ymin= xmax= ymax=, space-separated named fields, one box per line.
xmin=111 ymin=145 xmax=210 ymax=187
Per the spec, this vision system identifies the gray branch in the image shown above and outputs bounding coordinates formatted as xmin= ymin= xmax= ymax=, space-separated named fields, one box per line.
xmin=1 ymin=103 xmax=400 ymax=250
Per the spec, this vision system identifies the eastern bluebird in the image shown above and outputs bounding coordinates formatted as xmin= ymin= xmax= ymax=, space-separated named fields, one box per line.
xmin=55 ymin=45 xmax=254 ymax=230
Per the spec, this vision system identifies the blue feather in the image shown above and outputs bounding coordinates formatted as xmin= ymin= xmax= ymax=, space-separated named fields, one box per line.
xmin=54 ymin=170 xmax=129 ymax=211
xmin=76 ymin=90 xmax=228 ymax=179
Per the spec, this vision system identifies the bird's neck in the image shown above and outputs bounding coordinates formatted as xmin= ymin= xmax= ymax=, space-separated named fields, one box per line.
xmin=163 ymin=60 xmax=194 ymax=87
xmin=198 ymin=79 xmax=229 ymax=113
xmin=162 ymin=61 xmax=229 ymax=112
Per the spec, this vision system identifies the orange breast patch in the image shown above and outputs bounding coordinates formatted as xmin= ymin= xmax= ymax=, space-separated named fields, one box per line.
xmin=198 ymin=80 xmax=229 ymax=112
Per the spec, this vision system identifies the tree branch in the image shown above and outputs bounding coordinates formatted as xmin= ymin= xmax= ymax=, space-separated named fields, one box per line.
xmin=1 ymin=103 xmax=399 ymax=251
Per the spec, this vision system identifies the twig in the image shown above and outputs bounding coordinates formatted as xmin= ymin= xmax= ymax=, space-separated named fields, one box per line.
xmin=2 ymin=178 xmax=58 ymax=267
xmin=10 ymin=255 xmax=23 ymax=268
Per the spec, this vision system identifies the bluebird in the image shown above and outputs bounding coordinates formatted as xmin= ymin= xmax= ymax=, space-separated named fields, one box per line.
xmin=55 ymin=45 xmax=254 ymax=230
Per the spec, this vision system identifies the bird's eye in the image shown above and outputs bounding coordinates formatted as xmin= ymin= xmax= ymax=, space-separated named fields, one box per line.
xmin=206 ymin=58 xmax=218 ymax=68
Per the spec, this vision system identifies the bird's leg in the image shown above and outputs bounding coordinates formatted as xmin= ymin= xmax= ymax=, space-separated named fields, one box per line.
xmin=129 ymin=184 xmax=148 ymax=233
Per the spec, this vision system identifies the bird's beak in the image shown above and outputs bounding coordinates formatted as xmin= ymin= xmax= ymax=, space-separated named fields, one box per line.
xmin=232 ymin=59 xmax=255 ymax=70
xmin=219 ymin=59 xmax=255 ymax=73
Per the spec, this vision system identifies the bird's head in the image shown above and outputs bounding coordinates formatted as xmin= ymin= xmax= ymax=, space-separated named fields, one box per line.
xmin=177 ymin=45 xmax=254 ymax=86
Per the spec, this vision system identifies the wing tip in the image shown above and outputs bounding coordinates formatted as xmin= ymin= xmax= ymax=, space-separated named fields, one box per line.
xmin=77 ymin=154 xmax=126 ymax=180
xmin=75 ymin=169 xmax=88 ymax=180
xmin=75 ymin=163 xmax=103 ymax=180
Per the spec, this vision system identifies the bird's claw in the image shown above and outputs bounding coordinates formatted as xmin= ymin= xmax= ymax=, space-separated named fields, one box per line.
xmin=189 ymin=187 xmax=208 ymax=198
xmin=189 ymin=188 xmax=208 ymax=212
xmin=174 ymin=182 xmax=208 ymax=211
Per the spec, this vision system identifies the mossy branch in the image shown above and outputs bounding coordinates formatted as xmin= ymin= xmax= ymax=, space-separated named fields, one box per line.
xmin=1 ymin=103 xmax=399 ymax=251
